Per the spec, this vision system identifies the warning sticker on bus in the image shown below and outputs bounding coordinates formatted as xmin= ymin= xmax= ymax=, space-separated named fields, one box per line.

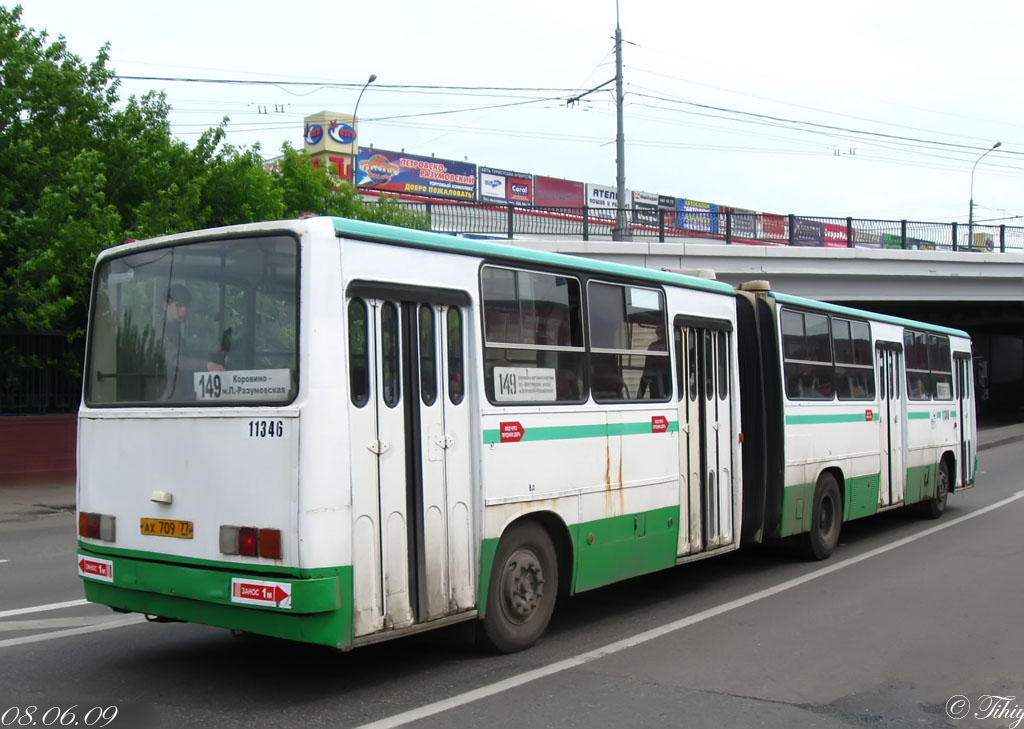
xmin=493 ymin=367 xmax=557 ymax=402
xmin=194 ymin=369 xmax=291 ymax=401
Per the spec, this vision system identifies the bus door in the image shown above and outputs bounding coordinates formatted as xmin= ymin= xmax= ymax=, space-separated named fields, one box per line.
xmin=876 ymin=343 xmax=906 ymax=507
xmin=347 ymin=286 xmax=475 ymax=638
xmin=674 ymin=321 xmax=734 ymax=557
xmin=955 ymin=353 xmax=975 ymax=487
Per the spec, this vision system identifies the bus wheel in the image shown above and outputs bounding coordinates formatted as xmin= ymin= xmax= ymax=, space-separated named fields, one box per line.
xmin=480 ymin=521 xmax=558 ymax=653
xmin=919 ymin=460 xmax=950 ymax=519
xmin=803 ymin=474 xmax=841 ymax=561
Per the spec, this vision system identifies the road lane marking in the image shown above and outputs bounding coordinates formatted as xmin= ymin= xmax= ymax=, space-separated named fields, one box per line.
xmin=0 ymin=615 xmax=145 ymax=649
xmin=0 ymin=599 xmax=87 ymax=619
xmin=0 ymin=616 xmax=129 ymax=632
xmin=354 ymin=490 xmax=1024 ymax=729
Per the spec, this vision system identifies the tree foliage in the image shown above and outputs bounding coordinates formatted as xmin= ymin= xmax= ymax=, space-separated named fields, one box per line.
xmin=0 ymin=3 xmax=428 ymax=361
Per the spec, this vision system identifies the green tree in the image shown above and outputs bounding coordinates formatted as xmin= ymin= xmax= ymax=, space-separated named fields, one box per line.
xmin=0 ymin=3 xmax=428 ymax=401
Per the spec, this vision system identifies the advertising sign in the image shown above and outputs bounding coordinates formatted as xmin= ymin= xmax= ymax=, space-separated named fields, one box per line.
xmin=853 ymin=230 xmax=884 ymax=249
xmin=658 ymin=195 xmax=677 ymax=228
xmin=758 ymin=213 xmax=789 ymax=243
xmin=633 ymin=191 xmax=659 ymax=226
xmin=721 ymin=206 xmax=757 ymax=239
xmin=303 ymin=110 xmax=357 ymax=155
xmin=356 ymin=148 xmax=477 ymax=200
xmin=824 ymin=222 xmax=849 ymax=248
xmin=792 ymin=217 xmax=825 ymax=246
xmin=479 ymin=167 xmax=534 ymax=205
xmin=586 ymin=183 xmax=629 ymax=220
xmin=534 ymin=176 xmax=585 ymax=208
xmin=678 ymin=199 xmax=719 ymax=235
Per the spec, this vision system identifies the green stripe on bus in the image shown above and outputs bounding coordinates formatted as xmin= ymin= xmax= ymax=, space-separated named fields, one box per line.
xmin=482 ymin=419 xmax=679 ymax=445
xmin=907 ymin=411 xmax=931 ymax=420
xmin=785 ymin=412 xmax=876 ymax=425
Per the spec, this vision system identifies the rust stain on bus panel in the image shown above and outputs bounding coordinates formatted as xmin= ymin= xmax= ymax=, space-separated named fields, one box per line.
xmin=618 ymin=434 xmax=625 ymax=515
xmin=604 ymin=438 xmax=612 ymax=490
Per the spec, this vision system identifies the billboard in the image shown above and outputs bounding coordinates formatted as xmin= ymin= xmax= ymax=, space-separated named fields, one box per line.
xmin=678 ymin=199 xmax=719 ymax=235
xmin=534 ymin=176 xmax=585 ymax=208
xmin=658 ymin=195 xmax=677 ymax=228
xmin=356 ymin=148 xmax=477 ymax=200
xmin=758 ymin=213 xmax=789 ymax=243
xmin=792 ymin=217 xmax=825 ymax=246
xmin=479 ymin=167 xmax=534 ymax=205
xmin=824 ymin=222 xmax=849 ymax=248
xmin=633 ymin=191 xmax=659 ymax=226
xmin=853 ymin=230 xmax=883 ymax=249
xmin=720 ymin=205 xmax=757 ymax=239
xmin=586 ymin=183 xmax=630 ymax=220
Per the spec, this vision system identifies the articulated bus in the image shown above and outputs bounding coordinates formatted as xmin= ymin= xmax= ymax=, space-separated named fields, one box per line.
xmin=76 ymin=217 xmax=977 ymax=652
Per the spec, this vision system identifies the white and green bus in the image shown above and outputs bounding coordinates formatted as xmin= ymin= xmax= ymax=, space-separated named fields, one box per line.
xmin=76 ymin=217 xmax=976 ymax=652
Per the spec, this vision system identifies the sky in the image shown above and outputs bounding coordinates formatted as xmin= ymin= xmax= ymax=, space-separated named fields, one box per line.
xmin=12 ymin=0 xmax=1024 ymax=223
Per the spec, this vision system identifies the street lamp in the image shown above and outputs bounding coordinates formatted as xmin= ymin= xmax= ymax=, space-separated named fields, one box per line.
xmin=350 ymin=73 xmax=377 ymax=188
xmin=969 ymin=141 xmax=1001 ymax=248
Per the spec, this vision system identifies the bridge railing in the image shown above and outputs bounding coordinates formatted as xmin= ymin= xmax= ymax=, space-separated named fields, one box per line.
xmin=390 ymin=200 xmax=1024 ymax=252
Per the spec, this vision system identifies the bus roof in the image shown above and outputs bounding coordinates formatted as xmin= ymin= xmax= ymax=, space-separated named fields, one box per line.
xmin=770 ymin=291 xmax=970 ymax=339
xmin=329 ymin=217 xmax=737 ymax=296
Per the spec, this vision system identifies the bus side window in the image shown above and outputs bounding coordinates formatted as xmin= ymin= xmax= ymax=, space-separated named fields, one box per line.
xmin=348 ymin=299 xmax=369 ymax=407
xmin=447 ymin=308 xmax=464 ymax=405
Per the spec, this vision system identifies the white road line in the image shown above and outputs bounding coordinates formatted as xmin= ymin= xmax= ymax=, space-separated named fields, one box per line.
xmin=0 ymin=616 xmax=125 ymax=632
xmin=0 ymin=615 xmax=146 ymax=649
xmin=355 ymin=490 xmax=1024 ymax=729
xmin=0 ymin=599 xmax=88 ymax=619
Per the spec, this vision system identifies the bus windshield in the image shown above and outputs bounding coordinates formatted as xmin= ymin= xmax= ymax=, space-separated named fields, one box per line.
xmin=85 ymin=235 xmax=299 ymax=406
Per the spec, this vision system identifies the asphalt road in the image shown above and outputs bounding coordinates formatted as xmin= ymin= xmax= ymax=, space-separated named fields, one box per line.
xmin=1 ymin=443 xmax=1021 ymax=729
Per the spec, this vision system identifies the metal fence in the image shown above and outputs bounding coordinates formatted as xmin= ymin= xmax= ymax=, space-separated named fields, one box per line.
xmin=395 ymin=201 xmax=1024 ymax=252
xmin=0 ymin=331 xmax=81 ymax=415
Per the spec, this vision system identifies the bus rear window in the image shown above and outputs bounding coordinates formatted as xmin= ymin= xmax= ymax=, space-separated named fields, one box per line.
xmin=85 ymin=235 xmax=299 ymax=406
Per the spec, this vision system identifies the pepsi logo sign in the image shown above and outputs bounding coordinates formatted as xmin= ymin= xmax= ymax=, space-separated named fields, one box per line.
xmin=304 ymin=124 xmax=324 ymax=145
xmin=328 ymin=122 xmax=356 ymax=145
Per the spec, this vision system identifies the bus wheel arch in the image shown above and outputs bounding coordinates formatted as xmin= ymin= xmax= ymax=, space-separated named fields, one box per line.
xmin=802 ymin=470 xmax=843 ymax=561
xmin=479 ymin=513 xmax=571 ymax=653
xmin=920 ymin=454 xmax=952 ymax=519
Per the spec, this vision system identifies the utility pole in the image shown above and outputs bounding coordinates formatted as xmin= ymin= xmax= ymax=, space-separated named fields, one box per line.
xmin=613 ymin=0 xmax=630 ymax=241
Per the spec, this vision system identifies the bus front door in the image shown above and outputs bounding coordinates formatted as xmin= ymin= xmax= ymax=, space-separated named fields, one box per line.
xmin=877 ymin=344 xmax=906 ymax=507
xmin=955 ymin=353 xmax=975 ymax=487
xmin=348 ymin=292 xmax=475 ymax=639
xmin=675 ymin=324 xmax=734 ymax=557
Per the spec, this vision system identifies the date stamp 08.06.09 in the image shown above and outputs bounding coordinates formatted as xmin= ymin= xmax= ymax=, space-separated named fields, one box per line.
xmin=1 ymin=706 xmax=118 ymax=727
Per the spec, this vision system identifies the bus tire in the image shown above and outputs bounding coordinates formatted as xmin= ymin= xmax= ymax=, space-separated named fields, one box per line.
xmin=919 ymin=459 xmax=950 ymax=519
xmin=803 ymin=473 xmax=841 ymax=561
xmin=479 ymin=520 xmax=558 ymax=653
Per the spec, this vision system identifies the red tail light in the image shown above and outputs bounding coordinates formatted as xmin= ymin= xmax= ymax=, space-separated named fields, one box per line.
xmin=238 ymin=527 xmax=258 ymax=557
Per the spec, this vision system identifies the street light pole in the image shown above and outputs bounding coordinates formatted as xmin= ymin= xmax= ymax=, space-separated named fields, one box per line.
xmin=350 ymin=73 xmax=377 ymax=188
xmin=969 ymin=140 xmax=1001 ymax=247
xmin=612 ymin=0 xmax=629 ymax=241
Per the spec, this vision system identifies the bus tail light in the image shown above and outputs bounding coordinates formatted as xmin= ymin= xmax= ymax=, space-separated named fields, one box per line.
xmin=219 ymin=525 xmax=282 ymax=559
xmin=77 ymin=511 xmax=116 ymax=541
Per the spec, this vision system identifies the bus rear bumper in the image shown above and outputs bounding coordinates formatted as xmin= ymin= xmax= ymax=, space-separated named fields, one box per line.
xmin=77 ymin=545 xmax=353 ymax=649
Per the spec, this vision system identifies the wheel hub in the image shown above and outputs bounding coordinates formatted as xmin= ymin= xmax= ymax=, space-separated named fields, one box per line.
xmin=501 ymin=548 xmax=544 ymax=622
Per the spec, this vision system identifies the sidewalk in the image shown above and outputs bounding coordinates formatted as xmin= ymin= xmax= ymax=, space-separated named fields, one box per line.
xmin=2 ymin=422 xmax=1023 ymax=525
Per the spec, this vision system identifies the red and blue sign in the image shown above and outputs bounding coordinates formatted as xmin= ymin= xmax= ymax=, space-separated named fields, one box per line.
xmin=304 ymin=124 xmax=323 ymax=145
xmin=328 ymin=122 xmax=356 ymax=145
xmin=356 ymin=148 xmax=477 ymax=200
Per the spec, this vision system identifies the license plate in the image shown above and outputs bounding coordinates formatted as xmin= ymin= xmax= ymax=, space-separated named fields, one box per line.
xmin=140 ymin=518 xmax=194 ymax=539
